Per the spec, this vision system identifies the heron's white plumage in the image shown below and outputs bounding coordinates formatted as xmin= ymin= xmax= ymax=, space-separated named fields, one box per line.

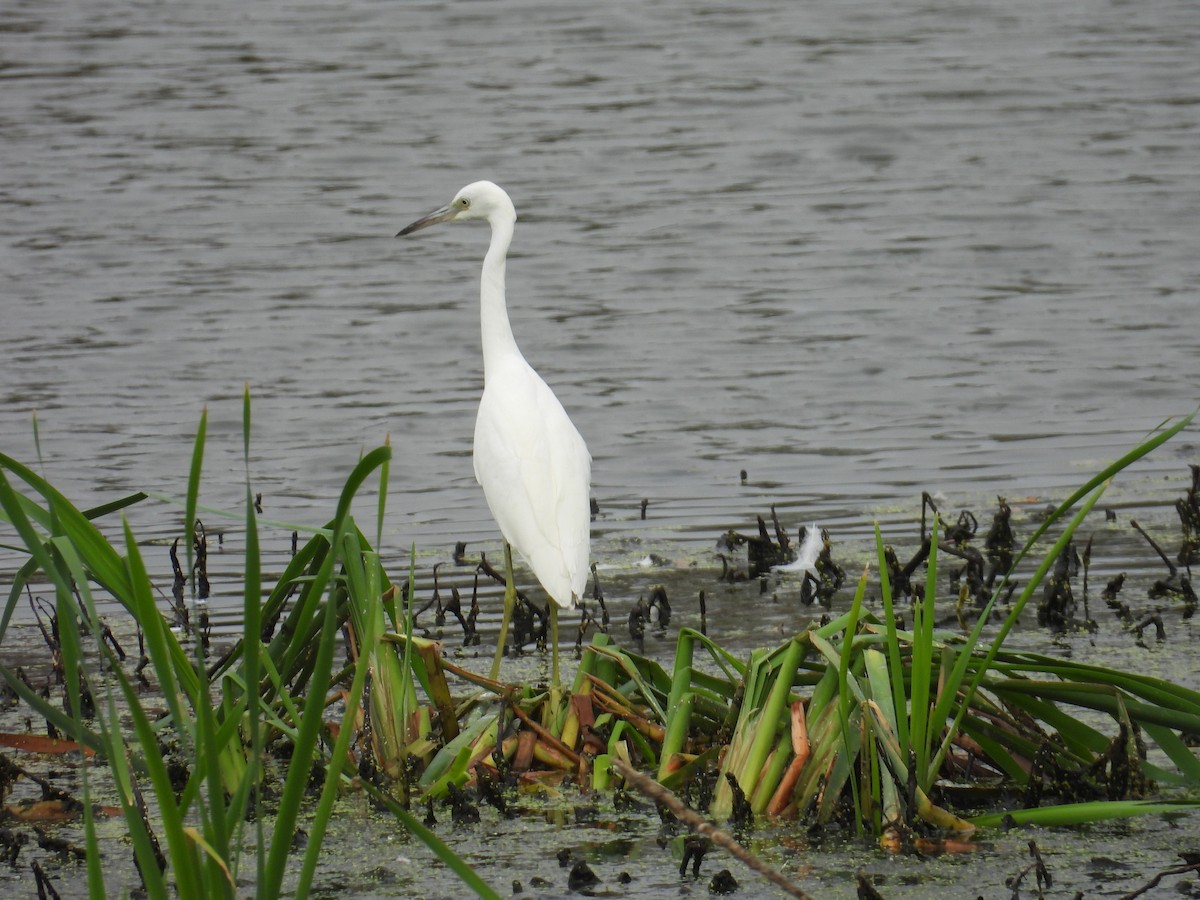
xmin=474 ymin=354 xmax=591 ymax=607
xmin=398 ymin=180 xmax=591 ymax=611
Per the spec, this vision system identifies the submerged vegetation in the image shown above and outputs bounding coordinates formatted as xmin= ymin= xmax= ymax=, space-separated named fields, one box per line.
xmin=0 ymin=394 xmax=1197 ymax=897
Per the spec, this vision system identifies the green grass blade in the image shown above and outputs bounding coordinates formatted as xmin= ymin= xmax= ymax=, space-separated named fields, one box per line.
xmin=377 ymin=435 xmax=390 ymax=557
xmin=239 ymin=386 xmax=266 ymax=888
xmin=185 ymin=407 xmax=207 ymax=598
xmin=261 ymin=536 xmax=341 ymax=898
xmin=192 ymin=667 xmax=230 ymax=864
xmin=929 ymin=481 xmax=1108 ymax=782
xmin=911 ymin=515 xmax=937 ymax=789
xmin=262 ymin=446 xmax=391 ymax=899
xmin=0 ymin=468 xmax=71 ymax=645
xmin=928 ymin=413 xmax=1195 ymax=772
xmin=399 ymin=544 xmax=417 ymax=765
xmin=82 ymin=491 xmax=149 ymax=520
xmin=1142 ymin=722 xmax=1200 ymax=783
xmin=362 ymin=781 xmax=501 ymax=899
xmin=989 ymin=411 xmax=1195 ymax=600
xmin=120 ymin=679 xmax=207 ymax=898
xmin=874 ymin=523 xmax=909 ymax=750
xmin=835 ymin=568 xmax=869 ymax=832
xmin=971 ymin=799 xmax=1200 ymax=829
xmin=987 ymin=652 xmax=1200 ymax=715
xmin=53 ymin=554 xmax=107 ymax=899
xmin=294 ymin=538 xmax=379 ymax=898
xmin=657 ymin=626 xmax=694 ymax=779
xmin=96 ymin=690 xmax=174 ymax=900
xmin=0 ymin=452 xmax=138 ymax=604
xmin=122 ymin=523 xmax=194 ymax=752
xmin=863 ymin=649 xmax=899 ymax=738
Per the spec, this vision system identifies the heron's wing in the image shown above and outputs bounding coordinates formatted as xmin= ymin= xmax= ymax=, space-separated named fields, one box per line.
xmin=474 ymin=360 xmax=591 ymax=607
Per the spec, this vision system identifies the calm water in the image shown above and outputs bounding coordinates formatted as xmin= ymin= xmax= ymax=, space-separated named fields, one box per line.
xmin=2 ymin=1 xmax=1199 ymax=895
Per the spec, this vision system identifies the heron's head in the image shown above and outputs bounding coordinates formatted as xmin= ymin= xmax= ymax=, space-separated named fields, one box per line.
xmin=396 ymin=181 xmax=515 ymax=236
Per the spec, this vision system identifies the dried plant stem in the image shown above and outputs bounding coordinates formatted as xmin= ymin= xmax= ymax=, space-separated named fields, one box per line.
xmin=610 ymin=759 xmax=812 ymax=900
xmin=767 ymin=700 xmax=810 ymax=817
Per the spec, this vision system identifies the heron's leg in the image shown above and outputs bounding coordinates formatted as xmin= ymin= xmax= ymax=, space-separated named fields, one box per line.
xmin=549 ymin=601 xmax=560 ymax=693
xmin=488 ymin=541 xmax=517 ymax=682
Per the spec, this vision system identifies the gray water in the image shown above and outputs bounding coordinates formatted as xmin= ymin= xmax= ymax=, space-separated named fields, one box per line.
xmin=4 ymin=0 xmax=1197 ymax=542
xmin=2 ymin=1 xmax=1200 ymax=896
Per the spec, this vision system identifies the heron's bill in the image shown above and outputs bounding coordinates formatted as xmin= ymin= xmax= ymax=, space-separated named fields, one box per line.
xmin=397 ymin=204 xmax=455 ymax=236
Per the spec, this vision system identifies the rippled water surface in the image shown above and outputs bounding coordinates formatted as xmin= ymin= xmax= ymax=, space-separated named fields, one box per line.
xmin=4 ymin=0 xmax=1198 ymax=533
xmin=2 ymin=0 xmax=1199 ymax=896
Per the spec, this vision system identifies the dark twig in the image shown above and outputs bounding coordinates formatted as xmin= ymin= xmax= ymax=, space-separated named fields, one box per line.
xmin=1118 ymin=853 xmax=1200 ymax=899
xmin=611 ymin=760 xmax=812 ymax=899
xmin=1131 ymin=519 xmax=1176 ymax=577
xmin=1006 ymin=839 xmax=1051 ymax=900
xmin=31 ymin=859 xmax=62 ymax=900
xmin=590 ymin=562 xmax=609 ymax=629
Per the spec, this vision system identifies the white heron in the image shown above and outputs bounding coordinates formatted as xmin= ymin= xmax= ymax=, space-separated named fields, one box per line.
xmin=397 ymin=181 xmax=592 ymax=689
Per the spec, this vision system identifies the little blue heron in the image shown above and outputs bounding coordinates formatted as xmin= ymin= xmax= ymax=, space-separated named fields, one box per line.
xmin=397 ymin=181 xmax=591 ymax=689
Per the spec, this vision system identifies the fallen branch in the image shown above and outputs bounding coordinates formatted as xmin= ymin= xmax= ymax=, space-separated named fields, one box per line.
xmin=610 ymin=759 xmax=812 ymax=899
xmin=1119 ymin=853 xmax=1200 ymax=899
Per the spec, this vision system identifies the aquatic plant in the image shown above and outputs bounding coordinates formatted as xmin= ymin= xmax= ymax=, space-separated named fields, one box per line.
xmin=0 ymin=391 xmax=498 ymax=899
xmin=0 ymin=400 xmax=1197 ymax=897
xmin=379 ymin=413 xmax=1200 ymax=851
xmin=566 ymin=412 xmax=1200 ymax=845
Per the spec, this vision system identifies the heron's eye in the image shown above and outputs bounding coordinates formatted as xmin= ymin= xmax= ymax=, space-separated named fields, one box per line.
xmin=459 ymin=197 xmax=470 ymax=208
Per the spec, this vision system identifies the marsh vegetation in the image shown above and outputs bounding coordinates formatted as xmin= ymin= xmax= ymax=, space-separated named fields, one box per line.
xmin=1 ymin=400 xmax=1198 ymax=898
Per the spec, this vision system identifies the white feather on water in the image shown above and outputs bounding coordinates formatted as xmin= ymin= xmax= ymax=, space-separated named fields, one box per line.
xmin=773 ymin=524 xmax=822 ymax=577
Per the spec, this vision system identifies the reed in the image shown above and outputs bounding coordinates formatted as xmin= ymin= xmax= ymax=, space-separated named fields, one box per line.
xmin=0 ymin=391 xmax=496 ymax=898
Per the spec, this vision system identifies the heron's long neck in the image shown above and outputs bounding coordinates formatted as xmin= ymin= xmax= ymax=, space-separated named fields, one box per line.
xmin=480 ymin=213 xmax=522 ymax=381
